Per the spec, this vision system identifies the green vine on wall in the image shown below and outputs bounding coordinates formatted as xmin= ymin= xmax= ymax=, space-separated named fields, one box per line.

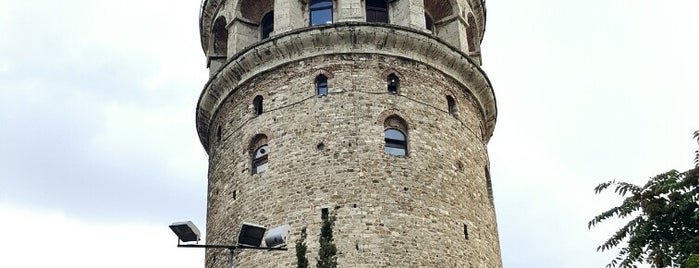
xmin=295 ymin=227 xmax=309 ymax=268
xmin=317 ymin=207 xmax=339 ymax=268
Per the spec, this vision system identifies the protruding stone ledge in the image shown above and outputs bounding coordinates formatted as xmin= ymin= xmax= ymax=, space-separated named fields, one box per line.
xmin=196 ymin=22 xmax=497 ymax=151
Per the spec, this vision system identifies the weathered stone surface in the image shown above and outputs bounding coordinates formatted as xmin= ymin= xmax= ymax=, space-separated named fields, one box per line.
xmin=206 ymin=55 xmax=500 ymax=267
xmin=196 ymin=1 xmax=501 ymax=267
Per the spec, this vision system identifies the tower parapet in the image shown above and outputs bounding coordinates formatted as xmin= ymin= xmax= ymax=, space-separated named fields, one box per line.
xmin=196 ymin=1 xmax=501 ymax=267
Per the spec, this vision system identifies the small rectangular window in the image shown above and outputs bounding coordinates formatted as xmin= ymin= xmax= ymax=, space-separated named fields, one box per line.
xmin=321 ymin=208 xmax=329 ymax=220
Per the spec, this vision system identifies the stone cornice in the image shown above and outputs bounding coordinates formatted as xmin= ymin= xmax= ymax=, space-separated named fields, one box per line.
xmin=196 ymin=22 xmax=497 ymax=151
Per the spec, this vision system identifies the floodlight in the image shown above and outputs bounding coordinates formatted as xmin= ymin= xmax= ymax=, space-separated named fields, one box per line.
xmin=237 ymin=222 xmax=266 ymax=247
xmin=169 ymin=221 xmax=201 ymax=243
xmin=169 ymin=219 xmax=287 ymax=268
xmin=264 ymin=224 xmax=290 ymax=248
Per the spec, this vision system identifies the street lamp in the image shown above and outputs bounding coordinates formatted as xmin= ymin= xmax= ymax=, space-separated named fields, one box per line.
xmin=169 ymin=221 xmax=289 ymax=268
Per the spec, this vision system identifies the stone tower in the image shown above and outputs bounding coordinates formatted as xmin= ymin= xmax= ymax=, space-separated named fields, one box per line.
xmin=196 ymin=0 xmax=500 ymax=267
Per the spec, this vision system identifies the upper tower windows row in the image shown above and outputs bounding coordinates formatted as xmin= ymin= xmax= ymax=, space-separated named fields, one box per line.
xmin=312 ymin=71 xmax=400 ymax=97
xmin=207 ymin=0 xmax=482 ymax=72
xmin=248 ymin=71 xmax=459 ymax=119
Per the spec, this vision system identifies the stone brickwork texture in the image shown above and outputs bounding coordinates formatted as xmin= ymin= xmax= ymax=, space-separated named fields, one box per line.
xmin=196 ymin=1 xmax=501 ymax=267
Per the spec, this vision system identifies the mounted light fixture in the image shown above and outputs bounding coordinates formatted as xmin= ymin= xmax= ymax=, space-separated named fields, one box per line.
xmin=169 ymin=221 xmax=201 ymax=243
xmin=169 ymin=220 xmax=289 ymax=267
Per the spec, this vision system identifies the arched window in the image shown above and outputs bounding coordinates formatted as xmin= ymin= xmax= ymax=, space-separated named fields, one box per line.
xmin=253 ymin=145 xmax=269 ymax=174
xmin=253 ymin=95 xmax=263 ymax=115
xmin=310 ymin=0 xmax=333 ymax=26
xmin=446 ymin=95 xmax=456 ymax=115
xmin=366 ymin=0 xmax=388 ymax=23
xmin=261 ymin=11 xmax=274 ymax=39
xmin=316 ymin=74 xmax=328 ymax=96
xmin=213 ymin=17 xmax=228 ymax=56
xmin=250 ymin=135 xmax=269 ymax=174
xmin=387 ymin=74 xmax=399 ymax=94
xmin=424 ymin=13 xmax=434 ymax=33
xmin=383 ymin=115 xmax=408 ymax=156
xmin=384 ymin=129 xmax=407 ymax=156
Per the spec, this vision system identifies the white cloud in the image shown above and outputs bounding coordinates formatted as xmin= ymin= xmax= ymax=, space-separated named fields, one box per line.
xmin=0 ymin=204 xmax=204 ymax=268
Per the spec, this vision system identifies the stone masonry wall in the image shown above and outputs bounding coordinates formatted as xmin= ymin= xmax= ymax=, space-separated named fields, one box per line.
xmin=204 ymin=54 xmax=501 ymax=267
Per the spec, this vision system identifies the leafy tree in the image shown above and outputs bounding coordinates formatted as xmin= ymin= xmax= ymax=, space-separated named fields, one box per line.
xmin=317 ymin=207 xmax=339 ymax=268
xmin=296 ymin=227 xmax=309 ymax=268
xmin=685 ymin=254 xmax=699 ymax=268
xmin=589 ymin=132 xmax=699 ymax=267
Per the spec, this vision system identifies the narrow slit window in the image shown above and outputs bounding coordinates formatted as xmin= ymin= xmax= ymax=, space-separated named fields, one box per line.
xmin=387 ymin=74 xmax=399 ymax=94
xmin=316 ymin=74 xmax=328 ymax=96
xmin=321 ymin=208 xmax=329 ymax=220
xmin=252 ymin=144 xmax=269 ymax=174
xmin=216 ymin=125 xmax=222 ymax=142
xmin=366 ymin=0 xmax=388 ymax=23
xmin=447 ymin=95 xmax=456 ymax=115
xmin=261 ymin=11 xmax=274 ymax=39
xmin=464 ymin=224 xmax=469 ymax=240
xmin=253 ymin=95 xmax=263 ymax=115
xmin=310 ymin=0 xmax=333 ymax=26
xmin=384 ymin=129 xmax=407 ymax=156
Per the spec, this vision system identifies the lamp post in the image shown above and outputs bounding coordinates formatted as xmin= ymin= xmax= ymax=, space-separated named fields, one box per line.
xmin=169 ymin=221 xmax=289 ymax=268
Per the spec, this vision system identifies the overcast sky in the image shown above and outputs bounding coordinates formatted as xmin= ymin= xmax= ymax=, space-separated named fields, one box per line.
xmin=0 ymin=0 xmax=697 ymax=267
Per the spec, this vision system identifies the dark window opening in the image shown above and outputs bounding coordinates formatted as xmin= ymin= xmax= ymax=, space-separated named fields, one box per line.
xmin=387 ymin=74 xmax=399 ymax=94
xmin=252 ymin=144 xmax=269 ymax=174
xmin=310 ymin=0 xmax=333 ymax=26
xmin=366 ymin=0 xmax=388 ymax=23
xmin=384 ymin=128 xmax=407 ymax=156
xmin=216 ymin=125 xmax=222 ymax=142
xmin=253 ymin=95 xmax=263 ymax=115
xmin=464 ymin=224 xmax=469 ymax=240
xmin=447 ymin=95 xmax=456 ymax=115
xmin=261 ymin=11 xmax=274 ymax=39
xmin=321 ymin=208 xmax=329 ymax=220
xmin=316 ymin=74 xmax=328 ymax=96
xmin=424 ymin=13 xmax=434 ymax=33
xmin=233 ymin=190 xmax=237 ymax=200
xmin=213 ymin=17 xmax=228 ymax=56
